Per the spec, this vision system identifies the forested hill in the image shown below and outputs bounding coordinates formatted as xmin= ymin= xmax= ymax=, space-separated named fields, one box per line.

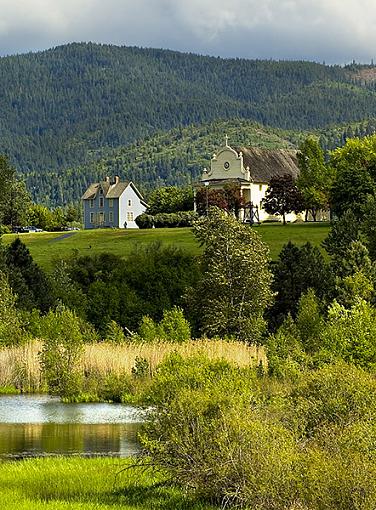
xmin=2 ymin=42 xmax=376 ymax=181
xmin=26 ymin=118 xmax=376 ymax=205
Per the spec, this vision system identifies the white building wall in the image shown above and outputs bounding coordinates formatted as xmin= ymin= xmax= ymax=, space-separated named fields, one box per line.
xmin=250 ymin=182 xmax=303 ymax=223
xmin=118 ymin=185 xmax=147 ymax=229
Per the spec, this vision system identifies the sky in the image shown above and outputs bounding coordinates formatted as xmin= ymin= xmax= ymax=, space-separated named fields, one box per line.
xmin=0 ymin=0 xmax=376 ymax=63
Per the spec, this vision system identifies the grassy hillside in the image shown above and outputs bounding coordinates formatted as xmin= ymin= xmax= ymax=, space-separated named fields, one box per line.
xmin=3 ymin=223 xmax=330 ymax=271
xmin=1 ymin=43 xmax=376 ymax=204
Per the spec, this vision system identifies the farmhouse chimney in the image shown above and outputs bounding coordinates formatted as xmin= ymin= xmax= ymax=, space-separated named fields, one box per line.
xmin=114 ymin=175 xmax=120 ymax=184
xmin=105 ymin=176 xmax=110 ymax=183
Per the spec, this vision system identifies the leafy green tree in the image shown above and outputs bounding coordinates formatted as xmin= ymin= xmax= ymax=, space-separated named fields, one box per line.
xmin=50 ymin=260 xmax=87 ymax=318
xmin=295 ymin=289 xmax=324 ymax=353
xmin=0 ymin=156 xmax=31 ymax=228
xmin=330 ymin=136 xmax=376 ymax=218
xmin=138 ymin=307 xmax=191 ymax=343
xmin=0 ymin=272 xmax=25 ymax=346
xmin=263 ymin=174 xmax=304 ymax=224
xmin=191 ymin=207 xmax=273 ymax=343
xmin=27 ymin=203 xmax=54 ymax=230
xmin=323 ymin=209 xmax=361 ymax=259
xmin=105 ymin=320 xmax=127 ymax=344
xmin=147 ymin=186 xmax=193 ymax=215
xmin=360 ymin=195 xmax=376 ymax=261
xmin=333 ymin=241 xmax=375 ymax=307
xmin=65 ymin=245 xmax=200 ymax=334
xmin=5 ymin=238 xmax=55 ymax=312
xmin=39 ymin=306 xmax=84 ymax=398
xmin=195 ymin=187 xmax=228 ymax=216
xmin=269 ymin=241 xmax=332 ymax=329
xmin=320 ymin=299 xmax=376 ymax=369
xmin=297 ymin=138 xmax=333 ymax=221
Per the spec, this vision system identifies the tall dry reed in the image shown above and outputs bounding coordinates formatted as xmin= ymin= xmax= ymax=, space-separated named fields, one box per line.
xmin=0 ymin=339 xmax=266 ymax=392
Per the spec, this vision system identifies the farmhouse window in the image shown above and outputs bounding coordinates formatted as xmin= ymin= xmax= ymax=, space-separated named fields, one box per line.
xmin=90 ymin=212 xmax=95 ymax=223
xmin=127 ymin=212 xmax=134 ymax=222
xmin=109 ymin=199 xmax=114 ymax=208
xmin=99 ymin=197 xmax=104 ymax=208
xmin=90 ymin=199 xmax=95 ymax=208
xmin=109 ymin=211 xmax=113 ymax=222
xmin=128 ymin=199 xmax=132 ymax=207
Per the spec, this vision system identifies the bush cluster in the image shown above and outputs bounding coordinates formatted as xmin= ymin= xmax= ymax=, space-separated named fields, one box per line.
xmin=136 ymin=211 xmax=198 ymax=229
xmin=141 ymin=355 xmax=376 ymax=509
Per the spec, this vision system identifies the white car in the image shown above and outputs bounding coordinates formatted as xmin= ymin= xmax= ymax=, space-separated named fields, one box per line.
xmin=25 ymin=226 xmax=43 ymax=233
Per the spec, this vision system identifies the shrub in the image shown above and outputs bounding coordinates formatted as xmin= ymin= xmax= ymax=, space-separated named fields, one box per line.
xmin=141 ymin=355 xmax=297 ymax=508
xmin=137 ymin=211 xmax=198 ymax=229
xmin=153 ymin=211 xmax=198 ymax=228
xmin=141 ymin=355 xmax=376 ymax=509
xmin=39 ymin=306 xmax=84 ymax=398
xmin=0 ymin=271 xmax=26 ymax=346
xmin=105 ymin=320 xmax=127 ymax=344
xmin=138 ymin=307 xmax=191 ymax=343
xmin=135 ymin=213 xmax=154 ymax=229
xmin=290 ymin=362 xmax=376 ymax=437
xmin=320 ymin=298 xmax=376 ymax=368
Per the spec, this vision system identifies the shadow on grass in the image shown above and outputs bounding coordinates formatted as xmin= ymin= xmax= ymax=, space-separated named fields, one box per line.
xmin=110 ymin=481 xmax=214 ymax=509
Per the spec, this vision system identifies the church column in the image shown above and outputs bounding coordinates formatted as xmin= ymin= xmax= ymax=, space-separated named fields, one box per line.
xmin=239 ymin=187 xmax=244 ymax=221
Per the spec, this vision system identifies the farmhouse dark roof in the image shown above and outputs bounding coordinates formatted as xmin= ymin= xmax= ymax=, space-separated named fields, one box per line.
xmin=237 ymin=147 xmax=300 ymax=183
xmin=81 ymin=180 xmax=130 ymax=200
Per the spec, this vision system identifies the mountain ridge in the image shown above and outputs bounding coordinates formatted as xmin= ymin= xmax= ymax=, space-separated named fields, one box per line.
xmin=1 ymin=42 xmax=376 ymax=203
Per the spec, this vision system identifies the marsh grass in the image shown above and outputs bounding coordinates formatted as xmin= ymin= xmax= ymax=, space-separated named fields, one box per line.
xmin=0 ymin=457 xmax=215 ymax=510
xmin=0 ymin=339 xmax=265 ymax=394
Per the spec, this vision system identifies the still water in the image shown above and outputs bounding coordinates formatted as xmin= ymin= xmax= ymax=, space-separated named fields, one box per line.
xmin=0 ymin=395 xmax=144 ymax=459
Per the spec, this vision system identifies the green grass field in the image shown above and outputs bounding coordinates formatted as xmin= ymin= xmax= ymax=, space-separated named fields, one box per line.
xmin=0 ymin=457 xmax=213 ymax=510
xmin=2 ymin=222 xmax=330 ymax=271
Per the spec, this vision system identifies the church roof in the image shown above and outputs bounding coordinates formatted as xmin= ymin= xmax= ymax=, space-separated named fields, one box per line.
xmin=237 ymin=147 xmax=300 ymax=183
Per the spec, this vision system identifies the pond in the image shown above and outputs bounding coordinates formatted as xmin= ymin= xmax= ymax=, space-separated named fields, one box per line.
xmin=0 ymin=395 xmax=144 ymax=459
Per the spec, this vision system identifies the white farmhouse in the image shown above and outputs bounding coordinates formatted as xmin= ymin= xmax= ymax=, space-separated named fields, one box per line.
xmin=81 ymin=176 xmax=148 ymax=229
xmin=196 ymin=138 xmax=302 ymax=222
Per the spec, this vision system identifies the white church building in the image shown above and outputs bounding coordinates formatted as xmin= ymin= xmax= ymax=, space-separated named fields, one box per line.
xmin=196 ymin=137 xmax=302 ymax=222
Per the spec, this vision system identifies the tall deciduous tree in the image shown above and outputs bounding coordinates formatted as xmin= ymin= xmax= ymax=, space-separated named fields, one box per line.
xmin=190 ymin=207 xmax=273 ymax=343
xmin=269 ymin=241 xmax=332 ymax=329
xmin=147 ymin=186 xmax=193 ymax=215
xmin=195 ymin=187 xmax=228 ymax=215
xmin=0 ymin=156 xmax=31 ymax=228
xmin=5 ymin=238 xmax=55 ymax=312
xmin=330 ymin=136 xmax=376 ymax=218
xmin=263 ymin=174 xmax=304 ymax=224
xmin=297 ymin=138 xmax=333 ymax=221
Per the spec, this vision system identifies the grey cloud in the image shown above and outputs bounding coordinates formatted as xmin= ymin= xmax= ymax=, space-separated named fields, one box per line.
xmin=0 ymin=0 xmax=375 ymax=62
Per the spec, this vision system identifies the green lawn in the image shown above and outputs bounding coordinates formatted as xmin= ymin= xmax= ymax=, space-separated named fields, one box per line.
xmin=2 ymin=222 xmax=330 ymax=271
xmin=0 ymin=457 xmax=213 ymax=510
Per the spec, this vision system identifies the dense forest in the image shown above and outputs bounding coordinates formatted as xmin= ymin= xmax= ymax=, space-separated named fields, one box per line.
xmin=1 ymin=42 xmax=376 ymax=204
xmin=25 ymin=117 xmax=376 ymax=205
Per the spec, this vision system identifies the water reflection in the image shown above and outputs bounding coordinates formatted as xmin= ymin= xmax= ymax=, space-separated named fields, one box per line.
xmin=0 ymin=423 xmax=141 ymax=458
xmin=0 ymin=394 xmax=144 ymax=424
xmin=0 ymin=395 xmax=143 ymax=458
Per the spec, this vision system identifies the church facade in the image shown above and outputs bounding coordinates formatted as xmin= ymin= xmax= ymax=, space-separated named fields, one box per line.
xmin=196 ymin=138 xmax=302 ymax=222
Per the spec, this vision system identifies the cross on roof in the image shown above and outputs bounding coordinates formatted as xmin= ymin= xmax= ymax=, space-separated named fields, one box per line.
xmin=225 ymin=134 xmax=229 ymax=147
